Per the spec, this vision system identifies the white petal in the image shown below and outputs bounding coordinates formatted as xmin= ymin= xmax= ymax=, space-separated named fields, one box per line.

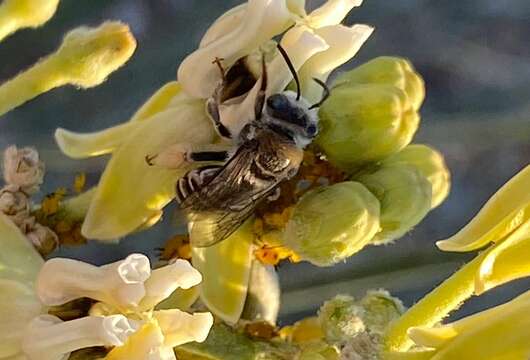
xmin=199 ymin=4 xmax=247 ymax=48
xmin=154 ymin=310 xmax=214 ymax=347
xmin=178 ymin=0 xmax=294 ymax=98
xmin=22 ymin=315 xmax=138 ymax=360
xmin=307 ymin=0 xmax=363 ymax=28
xmin=299 ymin=24 xmax=374 ymax=103
xmin=36 ymin=254 xmax=151 ymax=309
xmin=139 ymin=259 xmax=202 ymax=310
xmin=267 ymin=25 xmax=329 ymax=95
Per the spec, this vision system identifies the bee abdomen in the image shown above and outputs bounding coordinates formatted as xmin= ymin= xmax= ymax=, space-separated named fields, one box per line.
xmin=176 ymin=166 xmax=221 ymax=204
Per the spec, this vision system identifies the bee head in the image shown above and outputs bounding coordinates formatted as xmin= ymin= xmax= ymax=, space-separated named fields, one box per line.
xmin=265 ymin=91 xmax=319 ymax=148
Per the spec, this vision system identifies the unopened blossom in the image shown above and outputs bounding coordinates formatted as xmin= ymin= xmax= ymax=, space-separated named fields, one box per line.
xmin=0 ymin=0 xmax=60 ymax=41
xmin=2 ymin=146 xmax=44 ymax=194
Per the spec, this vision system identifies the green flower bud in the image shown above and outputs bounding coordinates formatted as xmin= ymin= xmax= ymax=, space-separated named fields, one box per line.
xmin=333 ymin=56 xmax=425 ymax=111
xmin=360 ymin=290 xmax=405 ymax=335
xmin=318 ymin=295 xmax=365 ymax=344
xmin=316 ymin=56 xmax=425 ymax=172
xmin=316 ymin=84 xmax=419 ymax=172
xmin=283 ymin=182 xmax=380 ymax=267
xmin=382 ymin=144 xmax=451 ymax=209
xmin=357 ymin=164 xmax=432 ymax=245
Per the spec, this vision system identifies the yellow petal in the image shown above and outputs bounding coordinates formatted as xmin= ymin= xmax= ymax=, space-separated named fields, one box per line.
xmin=0 ymin=214 xmax=44 ymax=358
xmin=155 ymin=286 xmax=200 ymax=312
xmin=409 ymin=291 xmax=530 ymax=360
xmin=0 ymin=21 xmax=136 ymax=117
xmin=0 ymin=0 xmax=59 ymax=42
xmin=192 ymin=221 xmax=254 ymax=324
xmin=81 ymin=101 xmax=216 ymax=240
xmin=299 ymin=24 xmax=373 ymax=103
xmin=0 ymin=280 xmax=43 ymax=358
xmin=105 ymin=320 xmax=173 ymax=360
xmin=476 ymin=220 xmax=530 ymax=294
xmin=199 ymin=4 xmax=247 ymax=48
xmin=55 ymin=82 xmax=182 ymax=159
xmin=437 ymin=165 xmax=530 ymax=252
xmin=55 ymin=122 xmax=141 ymax=159
xmin=129 ymin=82 xmax=182 ymax=122
xmin=0 ymin=213 xmax=43 ymax=283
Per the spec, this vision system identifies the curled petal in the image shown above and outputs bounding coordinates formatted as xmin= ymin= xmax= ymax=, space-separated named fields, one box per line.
xmin=299 ymin=24 xmax=373 ymax=103
xmin=408 ymin=291 xmax=530 ymax=359
xmin=437 ymin=165 xmax=530 ymax=252
xmin=476 ymin=220 xmax=530 ymax=294
xmin=36 ymin=254 xmax=151 ymax=309
xmin=81 ymin=102 xmax=216 ymax=240
xmin=306 ymin=0 xmax=363 ymax=28
xmin=139 ymin=259 xmax=202 ymax=310
xmin=192 ymin=222 xmax=254 ymax=324
xmin=267 ymin=25 xmax=329 ymax=95
xmin=22 ymin=315 xmax=138 ymax=360
xmin=178 ymin=0 xmax=294 ymax=98
xmin=154 ymin=310 xmax=214 ymax=347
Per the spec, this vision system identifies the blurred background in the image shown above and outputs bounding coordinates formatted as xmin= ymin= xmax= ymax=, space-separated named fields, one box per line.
xmin=1 ymin=0 xmax=530 ymax=325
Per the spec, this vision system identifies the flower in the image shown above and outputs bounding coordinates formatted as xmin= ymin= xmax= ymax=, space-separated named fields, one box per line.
xmin=407 ymin=290 xmax=530 ymax=360
xmin=53 ymin=0 xmax=375 ymax=324
xmin=1 ymin=247 xmax=213 ymax=359
xmin=436 ymin=165 xmax=530 ymax=294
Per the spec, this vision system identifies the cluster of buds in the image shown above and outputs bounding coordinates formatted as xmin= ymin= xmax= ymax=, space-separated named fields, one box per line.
xmin=255 ymin=57 xmax=451 ymax=266
xmin=0 ymin=146 xmax=59 ymax=255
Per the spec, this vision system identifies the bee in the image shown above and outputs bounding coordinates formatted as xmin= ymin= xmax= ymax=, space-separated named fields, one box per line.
xmin=151 ymin=46 xmax=329 ymax=247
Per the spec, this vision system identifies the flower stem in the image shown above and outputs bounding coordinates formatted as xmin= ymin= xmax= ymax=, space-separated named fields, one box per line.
xmin=382 ymin=250 xmax=489 ymax=353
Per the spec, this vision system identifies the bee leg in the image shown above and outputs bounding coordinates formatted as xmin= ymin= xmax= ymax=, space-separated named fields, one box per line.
xmin=212 ymin=57 xmax=226 ymax=80
xmin=266 ymin=187 xmax=281 ymax=202
xmin=206 ymin=97 xmax=233 ymax=139
xmin=254 ymin=55 xmax=268 ymax=120
xmin=146 ymin=144 xmax=232 ymax=168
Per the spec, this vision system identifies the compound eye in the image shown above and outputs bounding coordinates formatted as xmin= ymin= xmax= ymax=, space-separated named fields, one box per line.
xmin=306 ymin=124 xmax=318 ymax=136
xmin=266 ymin=94 xmax=289 ymax=112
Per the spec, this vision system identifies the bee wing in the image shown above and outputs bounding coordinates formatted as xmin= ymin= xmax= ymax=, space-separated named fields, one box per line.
xmin=181 ymin=140 xmax=283 ymax=247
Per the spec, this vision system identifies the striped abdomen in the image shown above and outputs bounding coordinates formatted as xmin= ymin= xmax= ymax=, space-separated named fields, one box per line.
xmin=175 ymin=166 xmax=220 ymax=204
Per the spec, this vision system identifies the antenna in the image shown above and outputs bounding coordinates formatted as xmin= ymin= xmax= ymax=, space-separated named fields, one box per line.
xmin=276 ymin=44 xmax=301 ymax=101
xmin=308 ymin=78 xmax=330 ymax=110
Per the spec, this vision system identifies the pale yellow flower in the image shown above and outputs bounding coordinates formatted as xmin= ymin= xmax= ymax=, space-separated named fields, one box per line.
xmin=437 ymin=165 xmax=530 ymax=293
xmin=54 ymin=0 xmax=374 ymax=325
xmin=407 ymin=290 xmax=530 ymax=360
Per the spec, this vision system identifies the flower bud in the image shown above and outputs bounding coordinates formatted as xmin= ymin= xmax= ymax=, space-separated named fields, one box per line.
xmin=360 ymin=290 xmax=405 ymax=335
xmin=316 ymin=84 xmax=419 ymax=172
xmin=333 ymin=56 xmax=425 ymax=111
xmin=0 ymin=0 xmax=59 ymax=41
xmin=3 ymin=146 xmax=44 ymax=194
xmin=382 ymin=144 xmax=450 ymax=209
xmin=318 ymin=295 xmax=365 ymax=344
xmin=357 ymin=164 xmax=432 ymax=245
xmin=283 ymin=181 xmax=380 ymax=266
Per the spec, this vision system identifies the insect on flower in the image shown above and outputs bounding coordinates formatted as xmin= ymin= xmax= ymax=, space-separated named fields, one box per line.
xmin=148 ymin=47 xmax=330 ymax=247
